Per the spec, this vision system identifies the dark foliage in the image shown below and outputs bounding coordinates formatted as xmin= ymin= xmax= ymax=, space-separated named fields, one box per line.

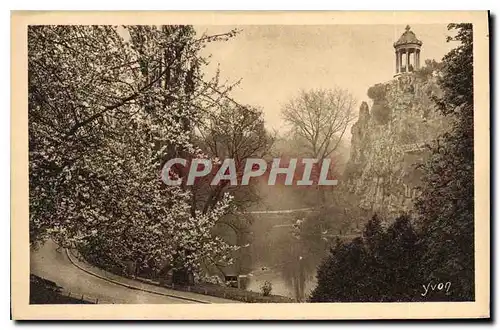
xmin=309 ymin=214 xmax=421 ymax=302
xmin=30 ymin=274 xmax=93 ymax=304
xmin=415 ymin=59 xmax=444 ymax=80
xmin=415 ymin=23 xmax=475 ymax=301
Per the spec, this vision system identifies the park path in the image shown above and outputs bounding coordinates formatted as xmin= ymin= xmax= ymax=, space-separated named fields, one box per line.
xmin=30 ymin=240 xmax=238 ymax=304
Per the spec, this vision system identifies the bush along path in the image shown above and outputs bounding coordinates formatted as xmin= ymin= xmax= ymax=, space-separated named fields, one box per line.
xmin=66 ymin=247 xmax=237 ymax=303
xmin=70 ymin=248 xmax=294 ymax=303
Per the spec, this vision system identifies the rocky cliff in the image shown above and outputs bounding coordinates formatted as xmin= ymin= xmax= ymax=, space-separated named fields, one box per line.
xmin=343 ymin=71 xmax=450 ymax=220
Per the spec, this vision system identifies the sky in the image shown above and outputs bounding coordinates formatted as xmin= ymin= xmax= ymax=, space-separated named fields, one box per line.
xmin=195 ymin=24 xmax=457 ymax=132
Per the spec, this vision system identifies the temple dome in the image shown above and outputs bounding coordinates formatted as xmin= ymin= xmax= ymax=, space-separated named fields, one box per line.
xmin=394 ymin=25 xmax=423 ymax=48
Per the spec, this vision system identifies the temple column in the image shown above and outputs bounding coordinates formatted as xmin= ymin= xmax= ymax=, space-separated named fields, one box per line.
xmin=400 ymin=50 xmax=404 ymax=72
xmin=399 ymin=51 xmax=403 ymax=72
xmin=411 ymin=48 xmax=417 ymax=71
xmin=406 ymin=48 xmax=410 ymax=72
xmin=395 ymin=50 xmax=399 ymax=73
xmin=412 ymin=49 xmax=415 ymax=69
xmin=414 ymin=48 xmax=417 ymax=69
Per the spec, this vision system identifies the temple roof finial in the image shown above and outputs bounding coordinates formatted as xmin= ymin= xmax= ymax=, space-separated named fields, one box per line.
xmin=394 ymin=25 xmax=422 ymax=48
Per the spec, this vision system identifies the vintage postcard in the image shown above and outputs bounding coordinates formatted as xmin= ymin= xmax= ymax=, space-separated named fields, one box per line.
xmin=11 ymin=11 xmax=490 ymax=320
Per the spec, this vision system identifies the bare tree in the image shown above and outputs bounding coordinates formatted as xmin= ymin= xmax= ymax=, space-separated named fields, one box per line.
xmin=281 ymin=88 xmax=357 ymax=160
xmin=192 ymin=102 xmax=275 ymax=278
xmin=193 ymin=101 xmax=275 ymax=213
xmin=199 ymin=102 xmax=274 ymax=165
xmin=281 ymin=88 xmax=356 ymax=205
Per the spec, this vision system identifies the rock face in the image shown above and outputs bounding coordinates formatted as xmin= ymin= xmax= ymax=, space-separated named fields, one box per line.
xmin=343 ymin=72 xmax=449 ymax=220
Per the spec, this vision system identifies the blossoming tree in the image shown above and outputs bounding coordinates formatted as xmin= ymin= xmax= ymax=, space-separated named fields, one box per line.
xmin=29 ymin=25 xmax=241 ymax=278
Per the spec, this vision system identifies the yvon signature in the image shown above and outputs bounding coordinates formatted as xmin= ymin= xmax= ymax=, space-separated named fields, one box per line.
xmin=421 ymin=281 xmax=452 ymax=297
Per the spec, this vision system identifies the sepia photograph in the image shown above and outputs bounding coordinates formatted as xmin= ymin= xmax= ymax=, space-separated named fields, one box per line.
xmin=11 ymin=11 xmax=490 ymax=320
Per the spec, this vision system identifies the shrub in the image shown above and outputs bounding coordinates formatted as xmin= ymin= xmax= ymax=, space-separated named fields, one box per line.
xmin=367 ymin=83 xmax=387 ymax=101
xmin=367 ymin=83 xmax=391 ymax=125
xmin=309 ymin=214 xmax=421 ymax=302
xmin=261 ymin=281 xmax=273 ymax=296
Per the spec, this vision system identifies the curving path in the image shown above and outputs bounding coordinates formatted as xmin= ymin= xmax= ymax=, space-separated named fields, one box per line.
xmin=30 ymin=240 xmax=237 ymax=304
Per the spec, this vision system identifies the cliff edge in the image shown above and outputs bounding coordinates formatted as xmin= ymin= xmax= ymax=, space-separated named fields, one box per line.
xmin=343 ymin=71 xmax=450 ymax=220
